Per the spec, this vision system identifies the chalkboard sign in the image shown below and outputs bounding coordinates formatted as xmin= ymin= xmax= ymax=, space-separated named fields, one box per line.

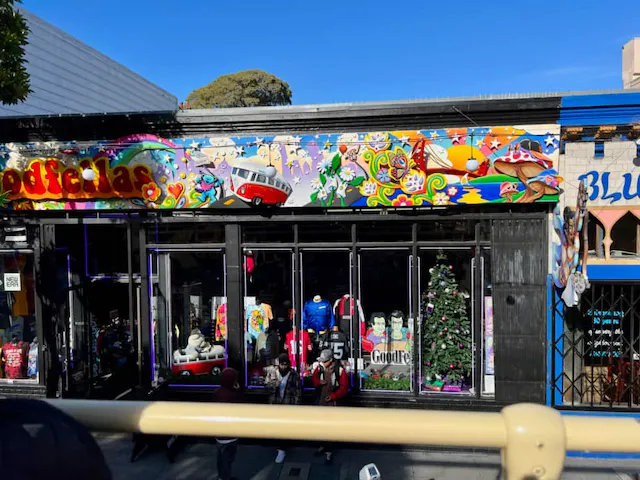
xmin=585 ymin=308 xmax=624 ymax=359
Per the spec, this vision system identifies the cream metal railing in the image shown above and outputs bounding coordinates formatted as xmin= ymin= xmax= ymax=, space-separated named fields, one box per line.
xmin=46 ymin=400 xmax=640 ymax=480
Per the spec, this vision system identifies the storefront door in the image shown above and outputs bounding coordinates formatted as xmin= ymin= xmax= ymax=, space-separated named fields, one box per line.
xmin=358 ymin=249 xmax=414 ymax=392
xmin=154 ymin=250 xmax=227 ymax=385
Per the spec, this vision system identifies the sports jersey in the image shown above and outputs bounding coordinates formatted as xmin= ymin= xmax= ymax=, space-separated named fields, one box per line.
xmin=333 ymin=295 xmax=365 ymax=336
xmin=284 ymin=329 xmax=311 ymax=369
xmin=302 ymin=299 xmax=335 ymax=332
xmin=2 ymin=341 xmax=27 ymax=379
xmin=318 ymin=330 xmax=350 ymax=361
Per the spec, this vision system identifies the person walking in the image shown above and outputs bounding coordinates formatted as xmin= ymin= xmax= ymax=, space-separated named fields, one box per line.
xmin=265 ymin=353 xmax=302 ymax=464
xmin=311 ymin=349 xmax=349 ymax=464
xmin=213 ymin=368 xmax=244 ymax=480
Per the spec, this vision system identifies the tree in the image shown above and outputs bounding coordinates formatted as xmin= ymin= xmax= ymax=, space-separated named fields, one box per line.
xmin=0 ymin=0 xmax=31 ymax=105
xmin=421 ymin=251 xmax=472 ymax=389
xmin=186 ymin=70 xmax=292 ymax=109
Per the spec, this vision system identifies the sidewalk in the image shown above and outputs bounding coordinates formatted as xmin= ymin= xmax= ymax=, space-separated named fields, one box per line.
xmin=96 ymin=433 xmax=640 ymax=480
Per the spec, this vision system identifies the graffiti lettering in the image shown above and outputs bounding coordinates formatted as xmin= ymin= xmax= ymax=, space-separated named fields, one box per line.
xmin=0 ymin=158 xmax=153 ymax=201
xmin=578 ymin=170 xmax=640 ymax=204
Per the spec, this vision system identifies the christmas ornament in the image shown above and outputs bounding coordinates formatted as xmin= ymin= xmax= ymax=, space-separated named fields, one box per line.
xmin=427 ymin=303 xmax=434 ymax=314
xmin=449 ymin=364 xmax=455 ymax=369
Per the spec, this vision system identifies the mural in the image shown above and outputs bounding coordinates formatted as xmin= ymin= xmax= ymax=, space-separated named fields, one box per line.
xmin=0 ymin=126 xmax=561 ymax=210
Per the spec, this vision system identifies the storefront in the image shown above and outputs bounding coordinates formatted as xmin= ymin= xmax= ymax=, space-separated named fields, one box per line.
xmin=552 ymin=115 xmax=640 ymax=411
xmin=0 ymin=98 xmax=561 ymax=408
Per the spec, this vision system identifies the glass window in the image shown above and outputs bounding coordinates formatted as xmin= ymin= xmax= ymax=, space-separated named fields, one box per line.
xmin=232 ymin=167 xmax=238 ymax=176
xmin=359 ymin=249 xmax=413 ymax=392
xmin=298 ymin=222 xmax=352 ymax=243
xmin=238 ymin=169 xmax=249 ymax=179
xmin=588 ymin=215 xmax=605 ymax=258
xmin=154 ymin=251 xmax=226 ymax=385
xmin=419 ymin=248 xmax=474 ymax=395
xmin=147 ymin=223 xmax=225 ymax=244
xmin=85 ymin=225 xmax=140 ymax=275
xmin=481 ymin=249 xmax=493 ymax=396
xmin=417 ymin=220 xmax=476 ymax=242
xmin=242 ymin=224 xmax=294 ymax=243
xmin=301 ymin=251 xmax=353 ymax=387
xmin=0 ymin=252 xmax=38 ymax=382
xmin=357 ymin=222 xmax=412 ymax=242
xmin=244 ymin=250 xmax=293 ymax=387
xmin=256 ymin=174 xmax=266 ymax=184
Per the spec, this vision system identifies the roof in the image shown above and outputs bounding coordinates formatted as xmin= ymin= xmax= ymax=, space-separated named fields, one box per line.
xmin=0 ymin=9 xmax=177 ymax=118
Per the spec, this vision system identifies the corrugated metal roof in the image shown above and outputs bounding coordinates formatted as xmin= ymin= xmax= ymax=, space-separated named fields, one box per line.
xmin=0 ymin=8 xmax=177 ymax=117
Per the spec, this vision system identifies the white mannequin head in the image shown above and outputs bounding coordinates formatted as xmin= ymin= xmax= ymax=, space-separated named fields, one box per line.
xmin=313 ymin=295 xmax=322 ymax=303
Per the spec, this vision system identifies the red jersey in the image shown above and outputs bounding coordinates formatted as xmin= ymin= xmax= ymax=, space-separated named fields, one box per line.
xmin=2 ymin=341 xmax=27 ymax=379
xmin=284 ymin=329 xmax=311 ymax=369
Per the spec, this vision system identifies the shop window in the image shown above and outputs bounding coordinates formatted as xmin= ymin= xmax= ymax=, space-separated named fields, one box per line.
xmin=297 ymin=222 xmax=352 ymax=243
xmin=154 ymin=251 xmax=226 ymax=385
xmin=242 ymin=224 xmax=294 ymax=243
xmin=300 ymin=250 xmax=353 ymax=387
xmin=587 ymin=215 xmax=605 ymax=258
xmin=356 ymin=221 xmax=412 ymax=242
xmin=85 ymin=225 xmax=140 ymax=276
xmin=417 ymin=220 xmax=477 ymax=242
xmin=610 ymin=213 xmax=639 ymax=258
xmin=359 ymin=249 xmax=413 ymax=392
xmin=244 ymin=249 xmax=293 ymax=387
xmin=0 ymin=252 xmax=38 ymax=383
xmin=419 ymin=249 xmax=474 ymax=395
xmin=148 ymin=223 xmax=225 ymax=244
xmin=481 ymin=249 xmax=494 ymax=396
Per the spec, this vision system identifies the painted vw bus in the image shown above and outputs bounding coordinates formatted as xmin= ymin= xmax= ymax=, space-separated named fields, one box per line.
xmin=229 ymin=161 xmax=293 ymax=206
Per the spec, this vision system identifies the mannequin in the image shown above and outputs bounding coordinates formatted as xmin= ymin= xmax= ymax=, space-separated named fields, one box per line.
xmin=1 ymin=334 xmax=27 ymax=379
xmin=284 ymin=325 xmax=312 ymax=370
xmin=302 ymin=295 xmax=335 ymax=333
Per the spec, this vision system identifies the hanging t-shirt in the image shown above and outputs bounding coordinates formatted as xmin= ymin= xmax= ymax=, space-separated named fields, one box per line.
xmin=2 ymin=341 xmax=27 ymax=379
xmin=246 ymin=304 xmax=267 ymax=340
xmin=333 ymin=295 xmax=365 ymax=337
xmin=27 ymin=341 xmax=38 ymax=377
xmin=285 ymin=329 xmax=311 ymax=369
xmin=215 ymin=303 xmax=227 ymax=341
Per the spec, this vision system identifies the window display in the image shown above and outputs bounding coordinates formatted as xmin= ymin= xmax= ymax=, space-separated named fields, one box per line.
xmin=420 ymin=250 xmax=473 ymax=393
xmin=0 ymin=252 xmax=37 ymax=382
xmin=358 ymin=250 xmax=413 ymax=392
xmin=244 ymin=250 xmax=293 ymax=387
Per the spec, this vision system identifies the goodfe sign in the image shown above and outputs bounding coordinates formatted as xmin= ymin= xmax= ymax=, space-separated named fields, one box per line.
xmin=371 ymin=349 xmax=411 ymax=365
xmin=0 ymin=126 xmax=560 ymax=211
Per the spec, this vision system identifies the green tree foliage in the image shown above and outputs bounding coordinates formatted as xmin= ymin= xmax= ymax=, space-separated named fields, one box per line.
xmin=421 ymin=251 xmax=473 ymax=386
xmin=0 ymin=0 xmax=31 ymax=105
xmin=186 ymin=70 xmax=292 ymax=108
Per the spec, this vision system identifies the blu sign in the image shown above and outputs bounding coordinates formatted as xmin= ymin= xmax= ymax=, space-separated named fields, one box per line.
xmin=579 ymin=171 xmax=640 ymax=204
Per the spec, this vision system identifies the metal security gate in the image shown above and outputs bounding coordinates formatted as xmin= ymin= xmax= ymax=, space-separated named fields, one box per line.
xmin=552 ymin=282 xmax=640 ymax=410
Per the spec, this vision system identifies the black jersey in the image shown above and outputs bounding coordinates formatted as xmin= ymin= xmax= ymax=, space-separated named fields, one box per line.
xmin=318 ymin=330 xmax=349 ymax=361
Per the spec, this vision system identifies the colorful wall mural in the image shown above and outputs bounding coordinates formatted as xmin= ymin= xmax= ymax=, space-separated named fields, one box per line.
xmin=0 ymin=126 xmax=561 ymax=210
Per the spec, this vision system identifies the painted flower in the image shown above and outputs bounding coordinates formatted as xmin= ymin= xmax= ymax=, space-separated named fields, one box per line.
xmin=142 ymin=182 xmax=162 ymax=202
xmin=310 ymin=178 xmax=323 ymax=191
xmin=402 ymin=171 xmax=426 ymax=194
xmin=391 ymin=194 xmax=414 ymax=207
xmin=336 ymin=183 xmax=347 ymax=198
xmin=339 ymin=166 xmax=356 ymax=182
xmin=360 ymin=180 xmax=377 ymax=196
xmin=376 ymin=168 xmax=391 ymax=183
xmin=317 ymin=159 xmax=331 ymax=173
xmin=447 ymin=186 xmax=459 ymax=197
xmin=433 ymin=192 xmax=450 ymax=205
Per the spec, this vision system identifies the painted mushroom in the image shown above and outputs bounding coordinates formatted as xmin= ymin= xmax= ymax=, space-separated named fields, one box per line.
xmin=492 ymin=143 xmax=551 ymax=184
xmin=515 ymin=169 xmax=563 ymax=203
xmin=499 ymin=182 xmax=519 ymax=202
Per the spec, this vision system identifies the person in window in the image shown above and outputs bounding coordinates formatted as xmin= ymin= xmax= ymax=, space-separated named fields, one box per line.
xmin=265 ymin=353 xmax=301 ymax=464
xmin=311 ymin=349 xmax=349 ymax=464
xmin=213 ymin=368 xmax=244 ymax=480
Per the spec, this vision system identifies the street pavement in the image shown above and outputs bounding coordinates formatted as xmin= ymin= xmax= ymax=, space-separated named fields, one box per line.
xmin=96 ymin=433 xmax=640 ymax=480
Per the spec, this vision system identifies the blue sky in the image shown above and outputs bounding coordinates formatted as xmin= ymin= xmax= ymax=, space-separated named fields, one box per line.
xmin=23 ymin=0 xmax=640 ymax=105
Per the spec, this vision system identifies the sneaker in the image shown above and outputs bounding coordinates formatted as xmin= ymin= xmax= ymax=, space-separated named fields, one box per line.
xmin=324 ymin=452 xmax=333 ymax=464
xmin=275 ymin=450 xmax=286 ymax=464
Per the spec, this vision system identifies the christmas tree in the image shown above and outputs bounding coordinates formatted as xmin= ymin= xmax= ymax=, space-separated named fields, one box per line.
xmin=421 ymin=251 xmax=472 ymax=388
